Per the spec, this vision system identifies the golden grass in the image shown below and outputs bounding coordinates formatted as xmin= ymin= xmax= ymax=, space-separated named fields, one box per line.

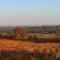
xmin=0 ymin=39 xmax=60 ymax=53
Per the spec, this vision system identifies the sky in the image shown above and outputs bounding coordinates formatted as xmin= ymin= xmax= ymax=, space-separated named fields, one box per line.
xmin=0 ymin=0 xmax=60 ymax=26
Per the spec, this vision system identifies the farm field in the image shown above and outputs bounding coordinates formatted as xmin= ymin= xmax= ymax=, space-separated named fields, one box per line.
xmin=0 ymin=39 xmax=60 ymax=60
xmin=0 ymin=39 xmax=60 ymax=52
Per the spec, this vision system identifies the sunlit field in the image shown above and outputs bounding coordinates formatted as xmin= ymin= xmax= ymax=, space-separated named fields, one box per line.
xmin=0 ymin=39 xmax=60 ymax=52
xmin=0 ymin=39 xmax=60 ymax=60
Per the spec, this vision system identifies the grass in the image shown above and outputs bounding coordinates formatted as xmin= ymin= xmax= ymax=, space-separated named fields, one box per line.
xmin=0 ymin=39 xmax=60 ymax=60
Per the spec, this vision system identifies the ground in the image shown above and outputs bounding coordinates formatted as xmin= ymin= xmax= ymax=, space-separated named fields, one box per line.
xmin=0 ymin=39 xmax=60 ymax=53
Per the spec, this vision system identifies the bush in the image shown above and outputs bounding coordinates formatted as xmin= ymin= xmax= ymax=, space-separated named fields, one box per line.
xmin=28 ymin=35 xmax=33 ymax=39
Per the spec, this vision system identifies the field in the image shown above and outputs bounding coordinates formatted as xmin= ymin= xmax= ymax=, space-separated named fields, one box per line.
xmin=0 ymin=39 xmax=60 ymax=51
xmin=0 ymin=39 xmax=60 ymax=60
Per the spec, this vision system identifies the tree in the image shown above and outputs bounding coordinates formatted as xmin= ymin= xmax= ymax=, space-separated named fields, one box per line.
xmin=28 ymin=35 xmax=33 ymax=39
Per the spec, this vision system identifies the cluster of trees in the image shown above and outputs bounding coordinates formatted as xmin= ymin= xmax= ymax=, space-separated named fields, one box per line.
xmin=27 ymin=26 xmax=60 ymax=34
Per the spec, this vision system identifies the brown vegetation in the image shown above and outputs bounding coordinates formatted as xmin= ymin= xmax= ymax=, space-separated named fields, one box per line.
xmin=0 ymin=39 xmax=60 ymax=60
xmin=0 ymin=39 xmax=60 ymax=54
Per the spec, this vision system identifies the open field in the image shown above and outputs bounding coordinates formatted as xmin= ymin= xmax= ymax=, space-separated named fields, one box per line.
xmin=0 ymin=39 xmax=60 ymax=52
xmin=0 ymin=39 xmax=60 ymax=60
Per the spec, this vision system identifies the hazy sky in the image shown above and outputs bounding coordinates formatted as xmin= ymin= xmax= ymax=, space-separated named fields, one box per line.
xmin=0 ymin=0 xmax=60 ymax=26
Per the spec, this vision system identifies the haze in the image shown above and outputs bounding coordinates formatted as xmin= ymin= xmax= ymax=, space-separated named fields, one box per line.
xmin=0 ymin=0 xmax=60 ymax=26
